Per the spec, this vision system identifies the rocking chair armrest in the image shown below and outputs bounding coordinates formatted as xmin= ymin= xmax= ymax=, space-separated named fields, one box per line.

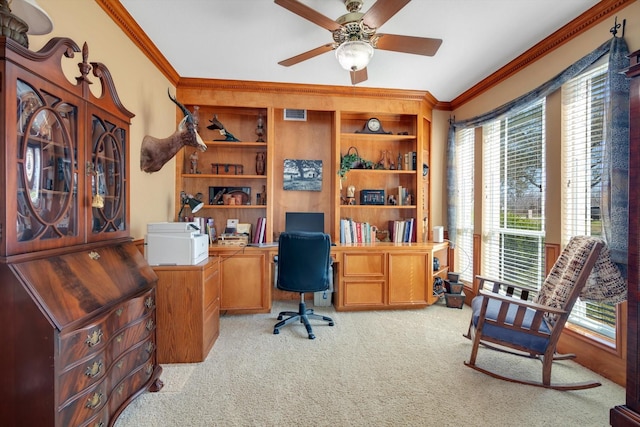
xmin=477 ymin=288 xmax=567 ymax=317
xmin=476 ymin=275 xmax=538 ymax=300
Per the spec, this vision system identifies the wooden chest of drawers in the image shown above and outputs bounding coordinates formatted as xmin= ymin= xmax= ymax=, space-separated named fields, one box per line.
xmin=0 ymin=242 xmax=163 ymax=426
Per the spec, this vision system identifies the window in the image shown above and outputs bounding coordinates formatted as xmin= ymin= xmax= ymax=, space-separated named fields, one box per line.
xmin=561 ymin=62 xmax=616 ymax=340
xmin=482 ymin=99 xmax=546 ymax=291
xmin=454 ymin=128 xmax=474 ymax=282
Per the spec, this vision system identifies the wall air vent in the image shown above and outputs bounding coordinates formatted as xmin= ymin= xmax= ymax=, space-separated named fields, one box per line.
xmin=283 ymin=109 xmax=307 ymax=121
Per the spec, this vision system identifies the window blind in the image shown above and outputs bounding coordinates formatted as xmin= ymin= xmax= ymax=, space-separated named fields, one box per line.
xmin=454 ymin=127 xmax=474 ymax=282
xmin=482 ymin=99 xmax=546 ymax=291
xmin=561 ymin=62 xmax=616 ymax=339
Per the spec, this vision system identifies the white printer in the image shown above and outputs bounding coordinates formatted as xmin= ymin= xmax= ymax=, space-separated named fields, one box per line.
xmin=145 ymin=222 xmax=209 ymax=266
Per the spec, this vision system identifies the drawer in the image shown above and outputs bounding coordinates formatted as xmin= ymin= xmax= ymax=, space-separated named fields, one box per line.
xmin=203 ymin=305 xmax=220 ymax=353
xmin=343 ymin=280 xmax=386 ymax=306
xmin=343 ymin=252 xmax=386 ymax=277
xmin=57 ymin=377 xmax=109 ymax=427
xmin=77 ymin=406 xmax=110 ymax=427
xmin=110 ymin=312 xmax=155 ymax=361
xmin=203 ymin=264 xmax=220 ymax=311
xmin=59 ymin=320 xmax=110 ymax=368
xmin=58 ymin=290 xmax=155 ymax=368
xmin=109 ymin=337 xmax=155 ymax=388
xmin=58 ymin=350 xmax=108 ymax=406
xmin=108 ymin=362 xmax=155 ymax=417
xmin=107 ymin=289 xmax=155 ymax=332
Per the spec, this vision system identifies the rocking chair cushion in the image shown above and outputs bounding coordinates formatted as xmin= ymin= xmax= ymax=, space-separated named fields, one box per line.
xmin=471 ymin=296 xmax=551 ymax=354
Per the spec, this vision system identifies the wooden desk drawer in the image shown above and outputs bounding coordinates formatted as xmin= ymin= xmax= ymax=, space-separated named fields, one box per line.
xmin=343 ymin=252 xmax=385 ymax=277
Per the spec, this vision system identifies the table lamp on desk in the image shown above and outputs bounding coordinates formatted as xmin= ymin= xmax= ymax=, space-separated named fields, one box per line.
xmin=178 ymin=191 xmax=204 ymax=221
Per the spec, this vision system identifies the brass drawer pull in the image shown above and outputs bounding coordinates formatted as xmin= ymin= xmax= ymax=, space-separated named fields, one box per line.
xmin=85 ymin=329 xmax=103 ymax=347
xmin=144 ymin=296 xmax=155 ymax=310
xmin=145 ymin=341 xmax=155 ymax=354
xmin=116 ymin=307 xmax=124 ymax=317
xmin=85 ymin=360 xmax=103 ymax=378
xmin=85 ymin=391 xmax=103 ymax=410
xmin=146 ymin=319 xmax=155 ymax=331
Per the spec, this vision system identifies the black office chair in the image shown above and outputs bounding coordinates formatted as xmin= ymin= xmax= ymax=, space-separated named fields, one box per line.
xmin=273 ymin=231 xmax=335 ymax=339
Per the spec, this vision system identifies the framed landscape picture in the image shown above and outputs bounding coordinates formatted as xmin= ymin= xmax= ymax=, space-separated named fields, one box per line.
xmin=283 ymin=159 xmax=322 ymax=191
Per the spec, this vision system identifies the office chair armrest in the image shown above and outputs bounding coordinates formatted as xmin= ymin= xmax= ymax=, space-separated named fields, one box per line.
xmin=476 ymin=275 xmax=537 ymax=301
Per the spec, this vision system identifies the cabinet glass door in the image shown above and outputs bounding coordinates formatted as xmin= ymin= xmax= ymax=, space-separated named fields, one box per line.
xmin=89 ymin=115 xmax=126 ymax=236
xmin=16 ymin=80 xmax=78 ymax=244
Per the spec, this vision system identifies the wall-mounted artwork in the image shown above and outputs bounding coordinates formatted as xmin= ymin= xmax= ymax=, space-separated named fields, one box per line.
xmin=283 ymin=159 xmax=322 ymax=191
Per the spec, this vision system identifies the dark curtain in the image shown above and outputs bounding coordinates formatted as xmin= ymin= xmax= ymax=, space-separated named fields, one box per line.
xmin=446 ymin=36 xmax=629 ymax=277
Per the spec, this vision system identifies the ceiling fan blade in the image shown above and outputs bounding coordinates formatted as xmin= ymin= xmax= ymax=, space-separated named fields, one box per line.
xmin=278 ymin=44 xmax=335 ymax=67
xmin=350 ymin=68 xmax=368 ymax=85
xmin=275 ymin=0 xmax=341 ymax=31
xmin=362 ymin=0 xmax=411 ymax=29
xmin=375 ymin=34 xmax=442 ymax=56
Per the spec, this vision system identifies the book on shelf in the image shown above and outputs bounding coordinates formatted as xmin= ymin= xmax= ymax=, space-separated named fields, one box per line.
xmin=388 ymin=218 xmax=415 ymax=243
xmin=253 ymin=217 xmax=267 ymax=244
xmin=340 ymin=218 xmax=373 ymax=244
xmin=258 ymin=217 xmax=267 ymax=243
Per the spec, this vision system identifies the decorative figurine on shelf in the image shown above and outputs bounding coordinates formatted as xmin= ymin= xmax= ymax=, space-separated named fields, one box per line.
xmin=256 ymin=152 xmax=266 ymax=175
xmin=207 ymin=114 xmax=240 ymax=141
xmin=255 ymin=113 xmax=265 ymax=142
xmin=347 ymin=185 xmax=356 ymax=205
xmin=397 ymin=152 xmax=403 ymax=170
xmin=377 ymin=150 xmax=387 ymax=169
xmin=189 ymin=150 xmax=199 ymax=174
xmin=261 ymin=185 xmax=267 ymax=205
xmin=192 ymin=105 xmax=200 ymax=130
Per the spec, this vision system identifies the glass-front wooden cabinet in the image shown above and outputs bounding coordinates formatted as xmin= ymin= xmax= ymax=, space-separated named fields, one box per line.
xmin=1 ymin=37 xmax=161 ymax=427
xmin=3 ymin=42 xmax=133 ymax=256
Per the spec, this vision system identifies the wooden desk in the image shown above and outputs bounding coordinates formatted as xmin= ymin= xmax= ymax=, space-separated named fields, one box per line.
xmin=209 ymin=242 xmax=449 ymax=312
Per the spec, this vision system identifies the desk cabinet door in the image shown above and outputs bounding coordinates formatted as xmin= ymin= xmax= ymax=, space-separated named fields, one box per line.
xmin=388 ymin=252 xmax=428 ymax=305
xmin=220 ymin=252 xmax=269 ymax=312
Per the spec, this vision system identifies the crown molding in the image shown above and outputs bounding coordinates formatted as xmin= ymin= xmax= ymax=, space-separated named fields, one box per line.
xmin=178 ymin=77 xmax=435 ymax=104
xmin=448 ymin=0 xmax=635 ymax=110
xmin=96 ymin=0 xmax=180 ymax=85
xmin=99 ymin=0 xmax=634 ymax=111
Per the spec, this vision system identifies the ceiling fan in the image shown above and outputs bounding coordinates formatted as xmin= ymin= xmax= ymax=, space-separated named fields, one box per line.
xmin=275 ymin=0 xmax=442 ymax=85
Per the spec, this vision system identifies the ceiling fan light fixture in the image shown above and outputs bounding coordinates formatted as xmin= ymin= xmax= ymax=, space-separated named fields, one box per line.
xmin=335 ymin=40 xmax=373 ymax=72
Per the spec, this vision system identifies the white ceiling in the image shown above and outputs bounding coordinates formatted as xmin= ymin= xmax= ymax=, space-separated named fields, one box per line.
xmin=119 ymin=0 xmax=600 ymax=102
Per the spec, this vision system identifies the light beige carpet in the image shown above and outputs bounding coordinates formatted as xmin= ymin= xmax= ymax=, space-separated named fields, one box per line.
xmin=115 ymin=299 xmax=624 ymax=427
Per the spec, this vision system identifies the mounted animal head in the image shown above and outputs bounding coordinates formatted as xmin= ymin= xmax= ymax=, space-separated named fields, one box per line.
xmin=140 ymin=90 xmax=207 ymax=173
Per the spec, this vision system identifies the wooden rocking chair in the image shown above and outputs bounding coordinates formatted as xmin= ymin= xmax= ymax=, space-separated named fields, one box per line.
xmin=464 ymin=236 xmax=604 ymax=390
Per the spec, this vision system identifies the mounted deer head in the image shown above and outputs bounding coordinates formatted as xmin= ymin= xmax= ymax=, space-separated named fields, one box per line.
xmin=140 ymin=90 xmax=207 ymax=173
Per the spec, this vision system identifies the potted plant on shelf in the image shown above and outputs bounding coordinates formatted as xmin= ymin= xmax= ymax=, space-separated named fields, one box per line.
xmin=339 ymin=146 xmax=374 ymax=179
